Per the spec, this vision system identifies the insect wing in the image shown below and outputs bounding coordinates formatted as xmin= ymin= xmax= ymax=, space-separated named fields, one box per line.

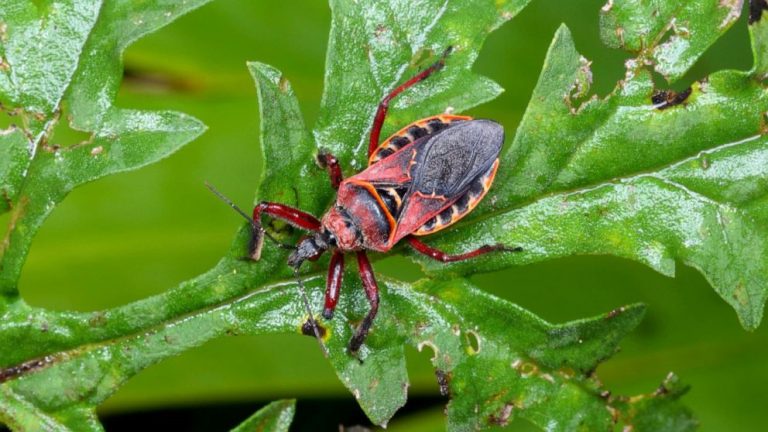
xmin=411 ymin=119 xmax=503 ymax=197
xmin=392 ymin=120 xmax=504 ymax=242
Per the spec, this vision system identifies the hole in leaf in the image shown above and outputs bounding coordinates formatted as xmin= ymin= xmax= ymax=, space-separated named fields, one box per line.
xmin=410 ymin=47 xmax=437 ymax=69
xmin=565 ymin=55 xmax=596 ymax=113
xmin=649 ymin=68 xmax=692 ymax=93
xmin=416 ymin=340 xmax=439 ymax=361
xmin=0 ymin=103 xmax=20 ymax=130
xmin=46 ymin=104 xmax=93 ymax=149
xmin=465 ymin=329 xmax=480 ymax=355
xmin=658 ymin=5 xmax=752 ymax=86
xmin=519 ymin=361 xmax=537 ymax=377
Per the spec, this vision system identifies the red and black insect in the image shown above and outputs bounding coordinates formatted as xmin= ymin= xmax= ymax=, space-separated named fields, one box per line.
xmin=216 ymin=49 xmax=519 ymax=353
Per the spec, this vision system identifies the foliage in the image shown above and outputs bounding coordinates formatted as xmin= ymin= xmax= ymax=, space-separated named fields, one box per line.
xmin=230 ymin=399 xmax=295 ymax=432
xmin=1 ymin=0 xmax=765 ymax=430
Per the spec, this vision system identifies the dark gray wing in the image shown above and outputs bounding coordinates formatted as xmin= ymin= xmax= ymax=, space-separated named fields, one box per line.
xmin=410 ymin=119 xmax=504 ymax=197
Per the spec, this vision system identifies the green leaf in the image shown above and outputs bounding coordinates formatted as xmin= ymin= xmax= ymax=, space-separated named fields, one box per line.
xmin=230 ymin=399 xmax=295 ymax=432
xmin=0 ymin=275 xmax=684 ymax=431
xmin=599 ymin=0 xmax=743 ymax=81
xmin=383 ymin=280 xmax=645 ymax=431
xmin=0 ymin=1 xmax=210 ymax=302
xmin=613 ymin=373 xmax=697 ymax=432
xmin=0 ymin=128 xmax=27 ymax=214
xmin=423 ymin=24 xmax=768 ymax=330
xmin=0 ymin=1 xmax=701 ymax=431
xmin=750 ymin=0 xmax=768 ymax=77
xmin=248 ymin=61 xmax=326 ymax=214
xmin=0 ymin=1 xmax=101 ymax=114
xmin=315 ymin=0 xmax=532 ymax=173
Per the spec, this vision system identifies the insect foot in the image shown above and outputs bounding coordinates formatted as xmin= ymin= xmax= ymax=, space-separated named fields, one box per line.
xmin=247 ymin=223 xmax=266 ymax=261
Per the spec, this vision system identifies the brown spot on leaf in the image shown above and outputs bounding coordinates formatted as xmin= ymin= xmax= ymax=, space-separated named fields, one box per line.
xmin=750 ymin=0 xmax=768 ymax=24
xmin=488 ymin=403 xmax=514 ymax=426
xmin=654 ymin=372 xmax=681 ymax=396
xmin=0 ymin=355 xmax=55 ymax=384
xmin=278 ymin=76 xmax=290 ymax=93
xmin=607 ymin=405 xmax=621 ymax=423
xmin=699 ymin=154 xmax=711 ymax=170
xmin=558 ymin=367 xmax=576 ymax=379
xmin=606 ymin=306 xmax=626 ymax=319
xmin=435 ymin=369 xmax=451 ymax=396
xmin=732 ymin=282 xmax=749 ymax=307
xmin=368 ymin=378 xmax=379 ymax=390
xmin=615 ymin=26 xmax=625 ymax=46
xmin=1 ymin=188 xmax=12 ymax=210
xmin=301 ymin=318 xmax=327 ymax=338
xmin=652 ymin=87 xmax=692 ymax=110
xmin=718 ymin=0 xmax=743 ymax=29
xmin=1 ymin=196 xmax=28 ymax=256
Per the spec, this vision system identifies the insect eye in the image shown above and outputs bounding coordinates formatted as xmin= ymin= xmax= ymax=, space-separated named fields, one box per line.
xmin=323 ymin=230 xmax=337 ymax=246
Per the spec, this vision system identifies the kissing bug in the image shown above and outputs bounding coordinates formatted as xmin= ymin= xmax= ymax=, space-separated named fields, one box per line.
xmin=214 ymin=48 xmax=519 ymax=354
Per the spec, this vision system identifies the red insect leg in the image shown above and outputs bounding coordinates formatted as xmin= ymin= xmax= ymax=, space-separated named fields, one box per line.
xmin=316 ymin=151 xmax=343 ymax=190
xmin=249 ymin=202 xmax=322 ymax=260
xmin=253 ymin=202 xmax=321 ymax=231
xmin=349 ymin=251 xmax=380 ymax=353
xmin=323 ymin=250 xmax=345 ymax=319
xmin=407 ymin=236 xmax=521 ymax=263
xmin=368 ymin=47 xmax=452 ymax=158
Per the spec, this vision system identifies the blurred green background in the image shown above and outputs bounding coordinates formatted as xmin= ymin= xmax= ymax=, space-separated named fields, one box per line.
xmin=7 ymin=0 xmax=766 ymax=430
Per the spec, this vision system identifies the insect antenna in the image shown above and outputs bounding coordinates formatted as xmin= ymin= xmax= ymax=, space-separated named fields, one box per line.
xmin=294 ymin=268 xmax=330 ymax=358
xmin=205 ymin=182 xmax=296 ymax=250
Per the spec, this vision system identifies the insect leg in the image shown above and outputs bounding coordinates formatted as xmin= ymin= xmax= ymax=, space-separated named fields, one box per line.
xmin=407 ymin=236 xmax=522 ymax=263
xmin=368 ymin=47 xmax=453 ymax=158
xmin=349 ymin=251 xmax=380 ymax=353
xmin=250 ymin=202 xmax=322 ymax=260
xmin=323 ymin=250 xmax=345 ymax=319
xmin=316 ymin=151 xmax=343 ymax=189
